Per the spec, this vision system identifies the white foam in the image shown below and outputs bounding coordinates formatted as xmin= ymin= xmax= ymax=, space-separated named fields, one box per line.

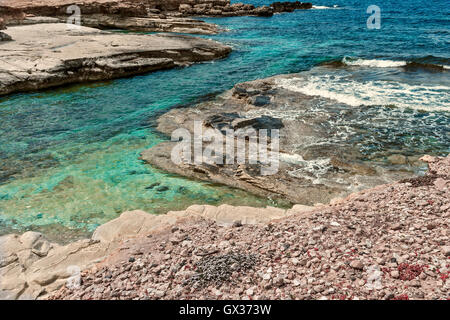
xmin=279 ymin=152 xmax=305 ymax=164
xmin=312 ymin=5 xmax=340 ymax=9
xmin=276 ymin=74 xmax=450 ymax=112
xmin=342 ymin=57 xmax=407 ymax=68
xmin=342 ymin=57 xmax=450 ymax=70
xmin=287 ymin=157 xmax=333 ymax=185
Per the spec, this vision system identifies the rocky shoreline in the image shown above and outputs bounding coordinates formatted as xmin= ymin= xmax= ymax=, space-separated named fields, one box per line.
xmin=178 ymin=1 xmax=313 ymax=17
xmin=0 ymin=203 xmax=303 ymax=299
xmin=0 ymin=1 xmax=312 ymax=34
xmin=1 ymin=0 xmax=448 ymax=302
xmin=1 ymin=1 xmax=313 ymax=20
xmin=0 ymin=23 xmax=231 ymax=96
xmin=3 ymin=12 xmax=221 ymax=35
xmin=1 ymin=155 xmax=448 ymax=300
xmin=0 ymin=0 xmax=316 ymax=96
xmin=141 ymin=74 xmax=424 ymax=205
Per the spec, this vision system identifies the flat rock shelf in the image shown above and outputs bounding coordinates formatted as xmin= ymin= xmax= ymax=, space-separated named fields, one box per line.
xmin=0 ymin=23 xmax=231 ymax=96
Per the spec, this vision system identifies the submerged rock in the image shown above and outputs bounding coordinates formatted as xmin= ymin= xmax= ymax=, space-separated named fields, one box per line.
xmin=141 ymin=74 xmax=421 ymax=205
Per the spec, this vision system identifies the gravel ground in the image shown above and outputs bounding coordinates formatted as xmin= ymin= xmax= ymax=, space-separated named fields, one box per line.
xmin=49 ymin=155 xmax=449 ymax=300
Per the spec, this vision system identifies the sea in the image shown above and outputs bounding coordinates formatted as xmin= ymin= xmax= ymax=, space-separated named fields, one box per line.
xmin=0 ymin=0 xmax=448 ymax=242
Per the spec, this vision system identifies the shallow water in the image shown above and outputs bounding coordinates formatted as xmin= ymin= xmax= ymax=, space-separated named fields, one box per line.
xmin=0 ymin=0 xmax=448 ymax=241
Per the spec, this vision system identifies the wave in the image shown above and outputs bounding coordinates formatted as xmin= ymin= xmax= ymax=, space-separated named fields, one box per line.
xmin=312 ymin=5 xmax=340 ymax=10
xmin=342 ymin=58 xmax=407 ymax=68
xmin=321 ymin=57 xmax=449 ymax=72
xmin=275 ymin=72 xmax=450 ymax=112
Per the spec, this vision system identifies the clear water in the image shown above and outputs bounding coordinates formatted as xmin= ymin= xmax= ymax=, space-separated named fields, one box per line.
xmin=0 ymin=0 xmax=448 ymax=241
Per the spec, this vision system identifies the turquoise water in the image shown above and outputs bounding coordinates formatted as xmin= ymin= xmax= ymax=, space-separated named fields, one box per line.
xmin=0 ymin=0 xmax=449 ymax=241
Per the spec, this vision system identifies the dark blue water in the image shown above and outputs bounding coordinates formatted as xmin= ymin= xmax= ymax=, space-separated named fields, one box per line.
xmin=0 ymin=0 xmax=448 ymax=240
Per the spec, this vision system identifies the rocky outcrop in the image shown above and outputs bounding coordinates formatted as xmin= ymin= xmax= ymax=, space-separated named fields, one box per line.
xmin=179 ymin=2 xmax=272 ymax=17
xmin=0 ymin=232 xmax=110 ymax=299
xmin=11 ymin=14 xmax=220 ymax=35
xmin=1 ymin=1 xmax=314 ymax=25
xmin=0 ymin=23 xmax=231 ymax=96
xmin=0 ymin=204 xmax=309 ymax=299
xmin=50 ymin=155 xmax=449 ymax=300
xmin=0 ymin=5 xmax=26 ymax=25
xmin=177 ymin=1 xmax=312 ymax=17
xmin=0 ymin=1 xmax=313 ymax=35
xmin=141 ymin=74 xmax=422 ymax=205
xmin=78 ymin=15 xmax=219 ymax=34
xmin=271 ymin=1 xmax=313 ymax=13
xmin=1 ymin=1 xmax=148 ymax=18
xmin=0 ymin=1 xmax=220 ymax=34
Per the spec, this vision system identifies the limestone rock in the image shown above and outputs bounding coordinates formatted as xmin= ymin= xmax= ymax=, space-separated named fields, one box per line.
xmin=92 ymin=210 xmax=178 ymax=243
xmin=0 ymin=202 xmax=303 ymax=299
xmin=0 ymin=0 xmax=313 ymax=21
xmin=141 ymin=75 xmax=419 ymax=205
xmin=93 ymin=204 xmax=291 ymax=243
xmin=0 ymin=23 xmax=231 ymax=96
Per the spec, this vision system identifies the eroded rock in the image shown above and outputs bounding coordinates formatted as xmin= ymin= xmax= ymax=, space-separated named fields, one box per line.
xmin=0 ymin=23 xmax=231 ymax=96
xmin=141 ymin=75 xmax=420 ymax=205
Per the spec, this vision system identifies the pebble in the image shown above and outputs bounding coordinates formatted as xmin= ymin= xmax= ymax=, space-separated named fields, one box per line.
xmin=47 ymin=155 xmax=450 ymax=301
xmin=350 ymin=260 xmax=364 ymax=270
